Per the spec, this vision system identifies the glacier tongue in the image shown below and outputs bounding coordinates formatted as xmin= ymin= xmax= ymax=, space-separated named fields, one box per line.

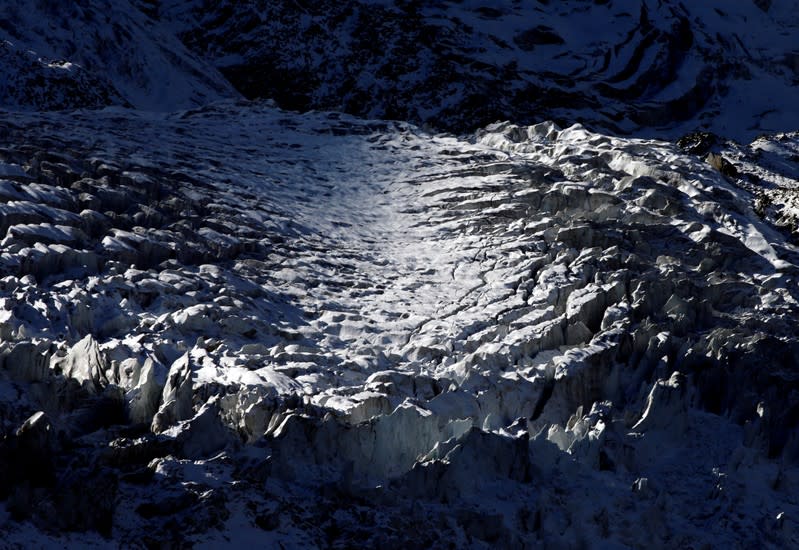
xmin=0 ymin=102 xmax=798 ymax=547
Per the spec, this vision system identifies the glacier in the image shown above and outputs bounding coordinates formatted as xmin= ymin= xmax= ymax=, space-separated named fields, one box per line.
xmin=0 ymin=0 xmax=799 ymax=548
xmin=0 ymin=101 xmax=797 ymax=547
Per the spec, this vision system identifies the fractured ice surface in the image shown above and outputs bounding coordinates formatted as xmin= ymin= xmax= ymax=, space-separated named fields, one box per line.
xmin=0 ymin=102 xmax=798 ymax=547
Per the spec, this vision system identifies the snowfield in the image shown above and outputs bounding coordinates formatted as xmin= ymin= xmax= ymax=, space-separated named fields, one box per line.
xmin=0 ymin=101 xmax=798 ymax=547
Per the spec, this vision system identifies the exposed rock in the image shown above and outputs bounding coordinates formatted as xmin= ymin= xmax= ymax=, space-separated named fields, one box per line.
xmin=677 ymin=131 xmax=721 ymax=156
xmin=157 ymin=0 xmax=799 ymax=139
xmin=706 ymin=152 xmax=739 ymax=177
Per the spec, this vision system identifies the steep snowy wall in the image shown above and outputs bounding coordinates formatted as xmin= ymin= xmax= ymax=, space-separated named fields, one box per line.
xmin=0 ymin=0 xmax=236 ymax=111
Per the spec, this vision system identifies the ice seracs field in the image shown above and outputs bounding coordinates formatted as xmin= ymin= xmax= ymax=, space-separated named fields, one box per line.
xmin=1 ymin=1 xmax=799 ymax=548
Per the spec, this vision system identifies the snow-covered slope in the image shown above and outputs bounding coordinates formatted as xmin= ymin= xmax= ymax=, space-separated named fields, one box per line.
xmin=2 ymin=0 xmax=797 ymax=141
xmin=1 ymin=102 xmax=798 ymax=547
xmin=718 ymin=131 xmax=799 ymax=238
xmin=157 ymin=0 xmax=799 ymax=140
xmin=0 ymin=0 xmax=237 ymax=111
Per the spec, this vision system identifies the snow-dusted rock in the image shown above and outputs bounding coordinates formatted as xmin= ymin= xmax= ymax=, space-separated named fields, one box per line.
xmin=0 ymin=0 xmax=235 ymax=112
xmin=159 ymin=0 xmax=799 ymax=140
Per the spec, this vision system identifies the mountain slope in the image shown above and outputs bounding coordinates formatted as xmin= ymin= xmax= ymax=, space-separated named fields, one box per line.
xmin=0 ymin=0 xmax=237 ymax=111
xmin=2 ymin=0 xmax=797 ymax=141
xmin=157 ymin=0 xmax=799 ymax=140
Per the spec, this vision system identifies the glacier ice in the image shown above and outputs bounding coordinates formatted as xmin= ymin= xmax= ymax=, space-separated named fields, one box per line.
xmin=0 ymin=103 xmax=797 ymax=547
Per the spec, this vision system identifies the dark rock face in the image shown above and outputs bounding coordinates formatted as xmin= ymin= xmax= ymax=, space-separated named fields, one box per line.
xmin=155 ymin=0 xmax=799 ymax=139
xmin=1 ymin=1 xmax=797 ymax=141
xmin=0 ymin=412 xmax=56 ymax=500
xmin=0 ymin=42 xmax=123 ymax=111
xmin=677 ymin=131 xmax=721 ymax=156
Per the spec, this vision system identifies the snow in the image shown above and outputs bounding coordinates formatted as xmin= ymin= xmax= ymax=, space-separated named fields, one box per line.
xmin=0 ymin=1 xmax=798 ymax=547
xmin=0 ymin=100 xmax=795 ymax=544
xmin=0 ymin=0 xmax=236 ymax=111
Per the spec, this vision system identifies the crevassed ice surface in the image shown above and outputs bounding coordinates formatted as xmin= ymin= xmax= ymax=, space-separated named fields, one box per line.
xmin=0 ymin=102 xmax=798 ymax=547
